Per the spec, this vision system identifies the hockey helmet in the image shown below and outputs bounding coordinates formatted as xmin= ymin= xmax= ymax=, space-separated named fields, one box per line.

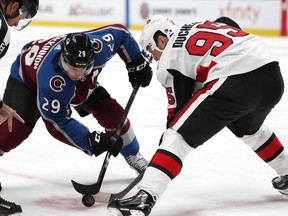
xmin=139 ymin=15 xmax=177 ymax=51
xmin=60 ymin=33 xmax=94 ymax=81
xmin=21 ymin=0 xmax=39 ymax=18
xmin=3 ymin=0 xmax=39 ymax=30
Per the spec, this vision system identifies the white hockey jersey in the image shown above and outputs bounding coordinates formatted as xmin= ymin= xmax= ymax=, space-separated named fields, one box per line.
xmin=156 ymin=20 xmax=277 ymax=118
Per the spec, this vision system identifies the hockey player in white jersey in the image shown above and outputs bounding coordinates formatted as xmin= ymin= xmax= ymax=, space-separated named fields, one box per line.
xmin=107 ymin=15 xmax=288 ymax=216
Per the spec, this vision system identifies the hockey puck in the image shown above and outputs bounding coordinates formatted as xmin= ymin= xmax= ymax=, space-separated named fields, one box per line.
xmin=82 ymin=194 xmax=95 ymax=207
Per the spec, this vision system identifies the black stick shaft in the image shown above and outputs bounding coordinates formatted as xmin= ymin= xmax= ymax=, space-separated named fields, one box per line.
xmin=71 ymin=84 xmax=140 ymax=195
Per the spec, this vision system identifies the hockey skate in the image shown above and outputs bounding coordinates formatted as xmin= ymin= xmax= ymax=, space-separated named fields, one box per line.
xmin=0 ymin=197 xmax=22 ymax=216
xmin=272 ymin=175 xmax=288 ymax=195
xmin=108 ymin=189 xmax=156 ymax=216
xmin=125 ymin=153 xmax=148 ymax=174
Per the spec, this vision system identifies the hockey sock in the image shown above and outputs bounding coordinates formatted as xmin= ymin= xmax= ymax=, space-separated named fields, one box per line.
xmin=242 ymin=125 xmax=288 ymax=176
xmin=118 ymin=120 xmax=140 ymax=157
xmin=139 ymin=128 xmax=193 ymax=198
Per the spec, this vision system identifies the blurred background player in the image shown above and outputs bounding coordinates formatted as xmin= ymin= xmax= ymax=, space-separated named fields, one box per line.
xmin=107 ymin=15 xmax=288 ymax=216
xmin=0 ymin=25 xmax=152 ymax=202
xmin=0 ymin=0 xmax=38 ymax=215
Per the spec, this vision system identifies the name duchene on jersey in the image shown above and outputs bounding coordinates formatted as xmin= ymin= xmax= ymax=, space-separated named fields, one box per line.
xmin=172 ymin=23 xmax=200 ymax=48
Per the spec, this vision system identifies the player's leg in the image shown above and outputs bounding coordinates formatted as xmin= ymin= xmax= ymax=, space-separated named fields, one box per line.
xmin=108 ymin=63 xmax=285 ymax=215
xmin=0 ymin=76 xmax=39 ymax=215
xmin=75 ymin=84 xmax=148 ymax=173
xmin=108 ymin=128 xmax=192 ymax=216
xmin=228 ymin=62 xmax=287 ymax=195
xmin=0 ymin=76 xmax=38 ymax=154
xmin=240 ymin=125 xmax=288 ymax=195
xmin=229 ymin=108 xmax=288 ymax=195
xmin=108 ymin=77 xmax=240 ymax=215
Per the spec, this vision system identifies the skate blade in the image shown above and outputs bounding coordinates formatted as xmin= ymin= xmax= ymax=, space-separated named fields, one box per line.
xmin=108 ymin=207 xmax=124 ymax=216
xmin=279 ymin=189 xmax=288 ymax=196
xmin=130 ymin=210 xmax=146 ymax=216
xmin=108 ymin=207 xmax=146 ymax=216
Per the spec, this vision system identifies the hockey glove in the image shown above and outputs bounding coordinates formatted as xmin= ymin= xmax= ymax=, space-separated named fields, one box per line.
xmin=126 ymin=53 xmax=153 ymax=88
xmin=89 ymin=131 xmax=124 ymax=157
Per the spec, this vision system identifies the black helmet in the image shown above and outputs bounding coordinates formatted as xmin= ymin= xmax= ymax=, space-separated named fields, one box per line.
xmin=2 ymin=0 xmax=39 ymax=30
xmin=21 ymin=0 xmax=39 ymax=18
xmin=3 ymin=0 xmax=39 ymax=18
xmin=62 ymin=33 xmax=94 ymax=68
xmin=60 ymin=33 xmax=94 ymax=81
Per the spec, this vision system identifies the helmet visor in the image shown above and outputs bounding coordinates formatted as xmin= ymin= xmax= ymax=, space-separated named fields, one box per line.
xmin=60 ymin=54 xmax=94 ymax=81
xmin=13 ymin=5 xmax=32 ymax=31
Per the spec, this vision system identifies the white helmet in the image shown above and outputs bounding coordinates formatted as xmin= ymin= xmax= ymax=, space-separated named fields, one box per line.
xmin=139 ymin=15 xmax=177 ymax=51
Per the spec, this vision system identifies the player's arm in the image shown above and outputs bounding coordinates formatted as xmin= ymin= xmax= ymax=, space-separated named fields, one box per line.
xmin=159 ymin=69 xmax=195 ymax=128
xmin=106 ymin=24 xmax=153 ymax=88
xmin=37 ymin=83 xmax=122 ymax=157
xmin=37 ymin=85 xmax=90 ymax=148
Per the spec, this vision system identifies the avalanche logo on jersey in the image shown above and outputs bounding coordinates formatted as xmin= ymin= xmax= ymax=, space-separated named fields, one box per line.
xmin=91 ymin=38 xmax=103 ymax=53
xmin=50 ymin=75 xmax=66 ymax=92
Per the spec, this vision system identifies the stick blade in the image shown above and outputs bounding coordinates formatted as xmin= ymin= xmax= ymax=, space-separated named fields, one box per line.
xmin=71 ymin=180 xmax=101 ymax=195
xmin=92 ymin=172 xmax=144 ymax=203
xmin=93 ymin=191 xmax=112 ymax=203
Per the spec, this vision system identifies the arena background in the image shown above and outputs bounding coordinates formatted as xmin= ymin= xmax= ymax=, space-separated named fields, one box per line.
xmin=32 ymin=0 xmax=288 ymax=36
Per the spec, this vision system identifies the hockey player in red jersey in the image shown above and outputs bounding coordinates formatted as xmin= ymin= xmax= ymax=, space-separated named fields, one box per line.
xmin=0 ymin=0 xmax=38 ymax=215
xmin=107 ymin=15 xmax=288 ymax=216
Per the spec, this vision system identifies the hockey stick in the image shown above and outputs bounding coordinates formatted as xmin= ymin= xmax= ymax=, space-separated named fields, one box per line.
xmin=71 ymin=83 xmax=140 ymax=196
xmin=82 ymin=171 xmax=144 ymax=206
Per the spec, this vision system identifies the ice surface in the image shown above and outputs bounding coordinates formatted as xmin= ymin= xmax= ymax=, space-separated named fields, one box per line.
xmin=0 ymin=26 xmax=288 ymax=215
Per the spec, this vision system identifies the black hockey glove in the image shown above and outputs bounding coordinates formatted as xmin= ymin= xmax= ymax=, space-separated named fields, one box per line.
xmin=89 ymin=131 xmax=124 ymax=157
xmin=126 ymin=52 xmax=153 ymax=88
